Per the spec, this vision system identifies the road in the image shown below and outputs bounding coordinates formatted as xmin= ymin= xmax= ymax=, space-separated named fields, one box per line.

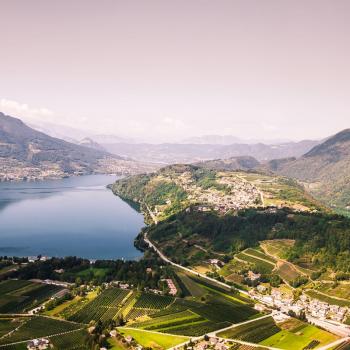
xmin=143 ymin=203 xmax=350 ymax=346
xmin=143 ymin=203 xmax=250 ymax=297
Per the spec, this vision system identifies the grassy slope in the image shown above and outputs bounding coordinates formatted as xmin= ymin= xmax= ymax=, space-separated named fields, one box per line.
xmin=260 ymin=324 xmax=338 ymax=349
xmin=118 ymin=328 xmax=188 ymax=349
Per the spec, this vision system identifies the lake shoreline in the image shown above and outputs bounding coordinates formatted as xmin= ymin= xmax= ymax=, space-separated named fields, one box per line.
xmin=0 ymin=175 xmax=145 ymax=260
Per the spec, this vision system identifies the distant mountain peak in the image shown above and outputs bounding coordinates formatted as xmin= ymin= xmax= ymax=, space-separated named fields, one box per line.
xmin=78 ymin=137 xmax=106 ymax=151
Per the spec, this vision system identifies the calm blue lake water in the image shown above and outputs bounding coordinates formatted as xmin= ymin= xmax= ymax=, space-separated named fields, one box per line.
xmin=0 ymin=175 xmax=144 ymax=260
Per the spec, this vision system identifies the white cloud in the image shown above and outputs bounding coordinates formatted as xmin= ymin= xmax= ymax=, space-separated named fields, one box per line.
xmin=0 ymin=98 xmax=55 ymax=122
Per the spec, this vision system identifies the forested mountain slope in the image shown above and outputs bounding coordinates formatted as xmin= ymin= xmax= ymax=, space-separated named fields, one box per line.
xmin=267 ymin=129 xmax=350 ymax=211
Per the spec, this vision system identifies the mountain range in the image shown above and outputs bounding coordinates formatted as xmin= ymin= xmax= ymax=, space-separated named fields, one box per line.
xmin=265 ymin=129 xmax=350 ymax=210
xmin=0 ymin=112 xmax=155 ymax=181
xmin=100 ymin=139 xmax=320 ymax=164
xmin=2 ymin=111 xmax=349 ymax=211
xmin=195 ymin=129 xmax=350 ymax=211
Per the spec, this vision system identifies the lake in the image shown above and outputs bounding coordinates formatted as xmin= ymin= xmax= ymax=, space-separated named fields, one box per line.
xmin=0 ymin=175 xmax=144 ymax=260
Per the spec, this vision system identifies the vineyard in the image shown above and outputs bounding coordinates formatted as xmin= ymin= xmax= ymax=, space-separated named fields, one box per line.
xmin=67 ymin=288 xmax=176 ymax=324
xmin=129 ymin=290 xmax=258 ymax=336
xmin=125 ymin=294 xmax=174 ymax=320
xmin=68 ymin=288 xmax=129 ymax=323
xmin=218 ymin=317 xmax=281 ymax=343
xmin=0 ymin=280 xmax=63 ymax=314
xmin=50 ymin=329 xmax=89 ymax=349
xmin=0 ymin=280 xmax=32 ymax=294
xmin=0 ymin=316 xmax=82 ymax=345
xmin=132 ymin=310 xmax=196 ymax=329
xmin=0 ymin=318 xmax=23 ymax=337
xmin=133 ymin=293 xmax=174 ymax=310
xmin=161 ymin=320 xmax=231 ymax=336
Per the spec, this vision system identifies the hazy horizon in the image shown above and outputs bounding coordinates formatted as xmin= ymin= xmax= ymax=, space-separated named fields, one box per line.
xmin=1 ymin=0 xmax=349 ymax=142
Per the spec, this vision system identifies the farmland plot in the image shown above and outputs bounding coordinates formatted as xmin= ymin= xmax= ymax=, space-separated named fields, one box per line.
xmin=68 ymin=288 xmax=129 ymax=323
xmin=218 ymin=317 xmax=281 ymax=343
xmin=0 ymin=316 xmax=82 ymax=345
xmin=0 ymin=280 xmax=63 ymax=314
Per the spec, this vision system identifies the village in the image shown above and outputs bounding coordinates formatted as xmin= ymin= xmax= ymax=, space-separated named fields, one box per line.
xmin=153 ymin=170 xmax=262 ymax=218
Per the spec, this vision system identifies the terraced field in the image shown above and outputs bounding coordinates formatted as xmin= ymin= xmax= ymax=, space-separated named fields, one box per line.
xmin=275 ymin=262 xmax=302 ymax=282
xmin=305 ymin=290 xmax=350 ymax=307
xmin=244 ymin=248 xmax=277 ymax=263
xmin=235 ymin=252 xmax=275 ymax=273
xmin=317 ymin=282 xmax=350 ymax=301
xmin=0 ymin=280 xmax=63 ymax=314
xmin=260 ymin=240 xmax=295 ymax=259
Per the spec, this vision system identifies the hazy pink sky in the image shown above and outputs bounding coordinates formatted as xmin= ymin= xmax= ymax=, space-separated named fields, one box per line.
xmin=1 ymin=0 xmax=349 ymax=142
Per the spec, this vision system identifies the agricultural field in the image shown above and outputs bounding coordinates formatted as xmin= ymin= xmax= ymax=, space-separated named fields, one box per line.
xmin=132 ymin=310 xmax=199 ymax=329
xmin=235 ymin=172 xmax=321 ymax=211
xmin=187 ymin=275 xmax=253 ymax=305
xmin=316 ymin=282 xmax=350 ymax=301
xmin=0 ymin=265 xmax=17 ymax=277
xmin=305 ymin=290 xmax=350 ymax=307
xmin=0 ymin=344 xmax=27 ymax=350
xmin=118 ymin=328 xmax=188 ymax=349
xmin=50 ymin=329 xmax=89 ymax=349
xmin=125 ymin=293 xmax=175 ymax=321
xmin=0 ymin=317 xmax=23 ymax=337
xmin=107 ymin=337 xmax=130 ymax=350
xmin=127 ymin=276 xmax=259 ymax=337
xmin=275 ymin=261 xmax=302 ymax=282
xmin=131 ymin=309 xmax=209 ymax=335
xmin=0 ymin=316 xmax=83 ymax=345
xmin=260 ymin=240 xmax=295 ymax=259
xmin=133 ymin=293 xmax=174 ymax=310
xmin=260 ymin=318 xmax=338 ymax=350
xmin=332 ymin=341 xmax=350 ymax=350
xmin=0 ymin=280 xmax=63 ymax=314
xmin=66 ymin=287 xmax=177 ymax=324
xmin=68 ymin=288 xmax=130 ymax=323
xmin=244 ymin=248 xmax=277 ymax=264
xmin=175 ymin=271 xmax=206 ymax=297
xmin=235 ymin=252 xmax=275 ymax=273
xmin=217 ymin=316 xmax=281 ymax=343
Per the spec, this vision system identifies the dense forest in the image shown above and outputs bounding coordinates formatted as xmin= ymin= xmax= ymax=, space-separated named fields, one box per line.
xmin=147 ymin=207 xmax=350 ymax=272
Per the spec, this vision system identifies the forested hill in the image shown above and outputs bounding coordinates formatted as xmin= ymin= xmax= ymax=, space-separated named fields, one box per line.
xmin=194 ymin=156 xmax=260 ymax=171
xmin=111 ymin=164 xmax=325 ymax=224
xmin=147 ymin=207 xmax=350 ymax=272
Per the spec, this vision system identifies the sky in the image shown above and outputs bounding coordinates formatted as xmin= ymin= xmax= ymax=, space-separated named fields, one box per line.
xmin=1 ymin=0 xmax=350 ymax=142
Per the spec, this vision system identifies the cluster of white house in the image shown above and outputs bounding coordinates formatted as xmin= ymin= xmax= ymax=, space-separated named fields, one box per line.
xmin=250 ymin=287 xmax=350 ymax=336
